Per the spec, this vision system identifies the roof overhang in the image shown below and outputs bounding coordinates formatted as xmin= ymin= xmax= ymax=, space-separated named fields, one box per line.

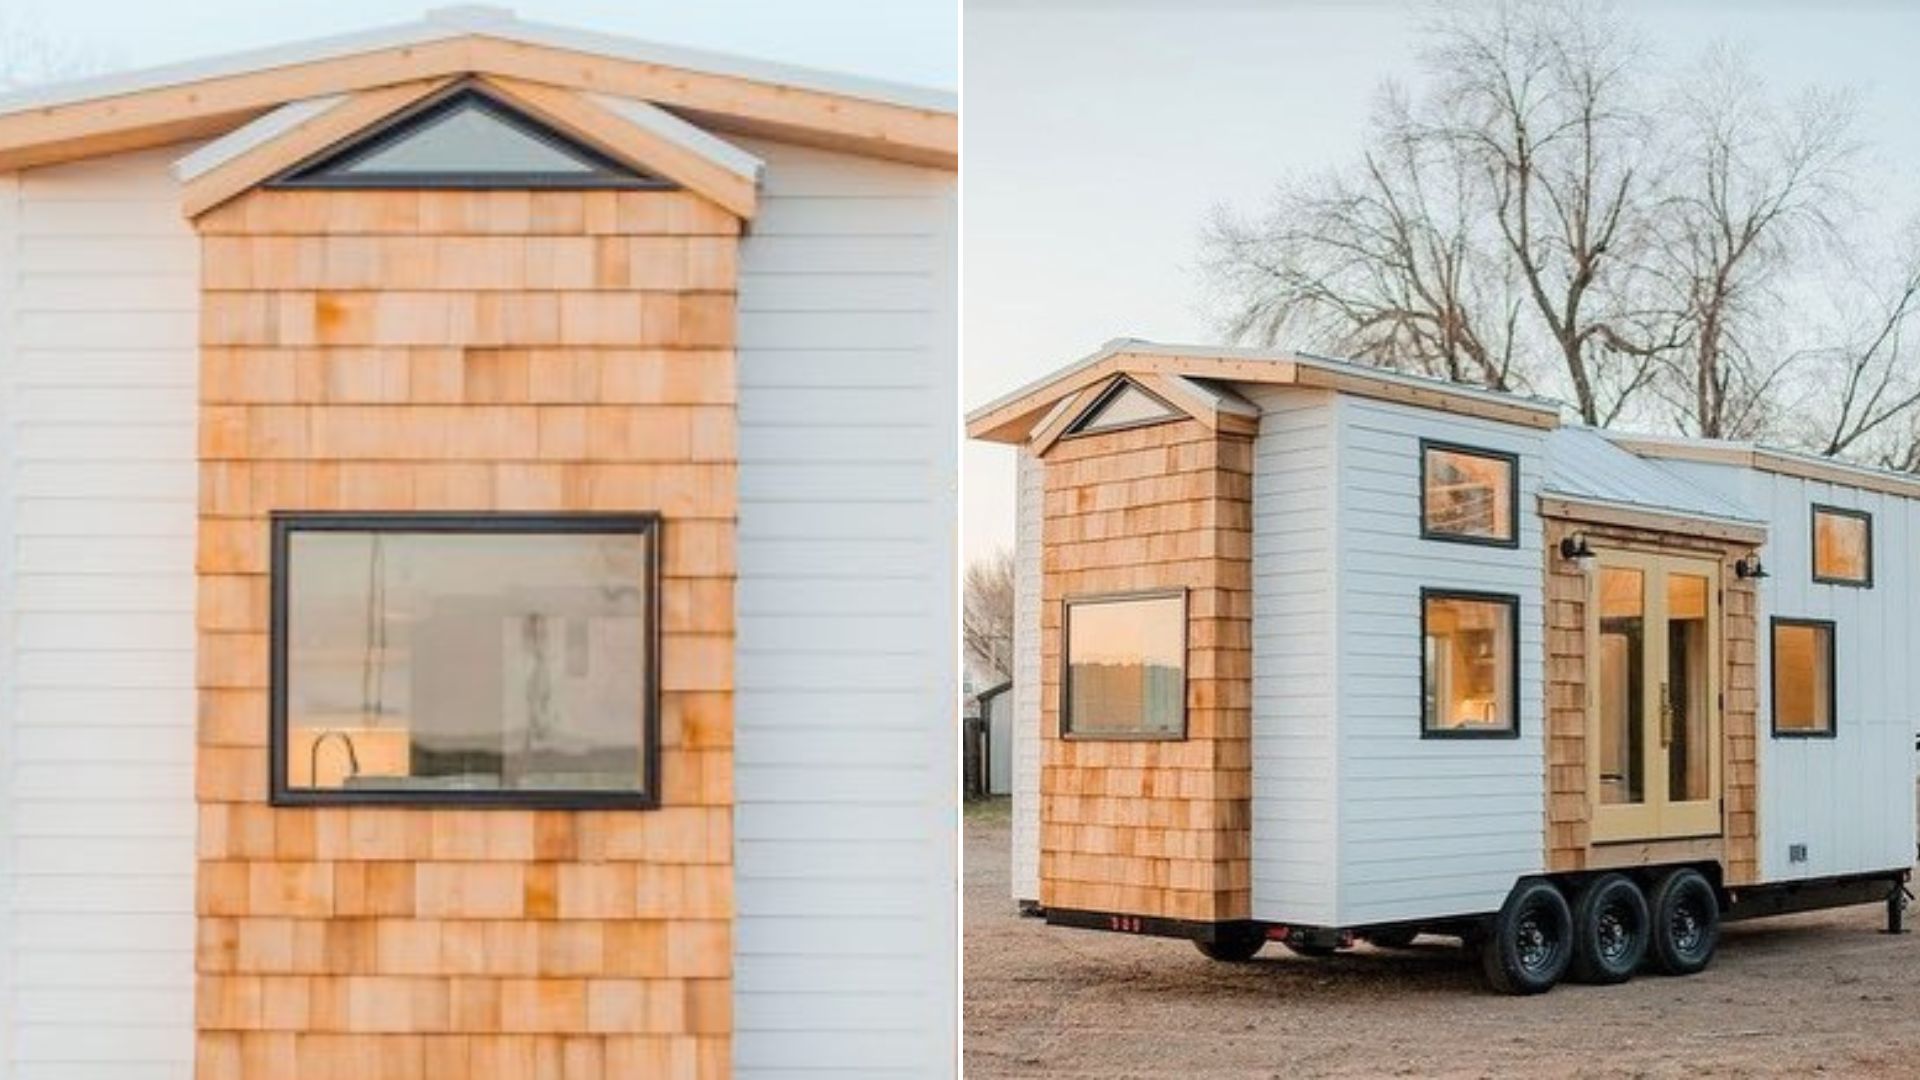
xmin=1537 ymin=493 xmax=1769 ymax=546
xmin=1608 ymin=433 xmax=1920 ymax=503
xmin=967 ymin=339 xmax=1563 ymax=445
xmin=0 ymin=7 xmax=956 ymax=173
xmin=173 ymin=75 xmax=766 ymax=220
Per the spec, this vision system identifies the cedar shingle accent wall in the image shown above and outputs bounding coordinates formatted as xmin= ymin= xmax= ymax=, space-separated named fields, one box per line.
xmin=1543 ymin=517 xmax=1758 ymax=885
xmin=191 ymin=188 xmax=736 ymax=1079
xmin=1038 ymin=418 xmax=1253 ymax=922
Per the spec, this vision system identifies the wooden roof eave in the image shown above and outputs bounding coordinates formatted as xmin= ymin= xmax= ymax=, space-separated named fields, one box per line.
xmin=176 ymin=75 xmax=764 ymax=221
xmin=968 ymin=345 xmax=1556 ymax=445
xmin=0 ymin=32 xmax=955 ymax=173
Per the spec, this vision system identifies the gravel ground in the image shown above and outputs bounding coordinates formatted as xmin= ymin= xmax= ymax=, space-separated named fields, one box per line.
xmin=964 ymin=799 xmax=1920 ymax=1079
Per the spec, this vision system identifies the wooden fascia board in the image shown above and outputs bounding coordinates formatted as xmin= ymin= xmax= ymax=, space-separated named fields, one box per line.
xmin=1028 ymin=381 xmax=1112 ymax=457
xmin=1538 ymin=494 xmax=1768 ymax=546
xmin=967 ymin=353 xmax=1300 ymax=443
xmin=1289 ymin=364 xmax=1559 ymax=430
xmin=1130 ymin=372 xmax=1220 ymax=432
xmin=179 ymin=78 xmax=454 ymax=219
xmin=0 ymin=34 xmax=954 ymax=173
xmin=1613 ymin=436 xmax=1920 ymax=503
xmin=477 ymin=75 xmax=757 ymax=219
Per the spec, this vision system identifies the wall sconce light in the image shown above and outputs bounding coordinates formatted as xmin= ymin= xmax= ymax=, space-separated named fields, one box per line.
xmin=1558 ymin=532 xmax=1595 ymax=562
xmin=1735 ymin=552 xmax=1769 ymax=580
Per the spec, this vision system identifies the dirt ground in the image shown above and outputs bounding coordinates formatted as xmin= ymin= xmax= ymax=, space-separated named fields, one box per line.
xmin=964 ymin=799 xmax=1920 ymax=1079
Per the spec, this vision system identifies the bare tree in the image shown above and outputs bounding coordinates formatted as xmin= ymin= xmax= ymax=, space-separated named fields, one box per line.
xmin=1796 ymin=243 xmax=1920 ymax=464
xmin=964 ymin=549 xmax=1016 ymax=684
xmin=1203 ymin=89 xmax=1525 ymax=391
xmin=1648 ymin=49 xmax=1856 ymax=439
xmin=1420 ymin=0 xmax=1679 ymax=426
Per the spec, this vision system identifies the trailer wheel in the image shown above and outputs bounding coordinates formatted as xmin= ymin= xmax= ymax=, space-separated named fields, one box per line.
xmin=1570 ymin=873 xmax=1649 ymax=984
xmin=1364 ymin=927 xmax=1419 ymax=949
xmin=1280 ymin=940 xmax=1338 ymax=958
xmin=1194 ymin=924 xmax=1265 ymax=962
xmin=1647 ymin=868 xmax=1719 ymax=976
xmin=1480 ymin=879 xmax=1573 ymax=995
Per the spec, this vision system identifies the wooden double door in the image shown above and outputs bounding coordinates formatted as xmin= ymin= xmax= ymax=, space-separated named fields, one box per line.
xmin=1589 ymin=548 xmax=1723 ymax=842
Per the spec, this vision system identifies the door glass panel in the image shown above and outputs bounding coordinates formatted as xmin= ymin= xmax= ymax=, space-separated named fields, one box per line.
xmin=1597 ymin=568 xmax=1644 ymax=805
xmin=1666 ymin=574 xmax=1711 ymax=802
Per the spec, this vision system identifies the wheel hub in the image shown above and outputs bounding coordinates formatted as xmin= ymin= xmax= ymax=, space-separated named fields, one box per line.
xmin=1596 ymin=905 xmax=1631 ymax=961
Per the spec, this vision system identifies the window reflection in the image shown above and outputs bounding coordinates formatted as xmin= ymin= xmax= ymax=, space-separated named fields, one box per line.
xmin=1064 ymin=593 xmax=1185 ymax=738
xmin=1812 ymin=508 xmax=1870 ymax=584
xmin=1773 ymin=620 xmax=1834 ymax=735
xmin=1423 ymin=446 xmax=1515 ymax=542
xmin=280 ymin=523 xmax=653 ymax=797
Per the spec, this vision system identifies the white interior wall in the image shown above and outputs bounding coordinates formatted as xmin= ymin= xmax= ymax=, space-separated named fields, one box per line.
xmin=733 ymin=137 xmax=957 ymax=1078
xmin=0 ymin=144 xmax=201 ymax=1080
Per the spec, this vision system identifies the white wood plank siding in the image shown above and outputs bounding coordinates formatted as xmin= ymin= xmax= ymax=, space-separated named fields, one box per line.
xmin=1247 ymin=386 xmax=1341 ymax=925
xmin=1331 ymin=396 xmax=1547 ymax=926
xmin=1650 ymin=458 xmax=1919 ymax=883
xmin=1011 ymin=449 xmax=1041 ymax=904
xmin=733 ymin=138 xmax=957 ymax=1078
xmin=0 ymin=145 xmax=200 ymax=1080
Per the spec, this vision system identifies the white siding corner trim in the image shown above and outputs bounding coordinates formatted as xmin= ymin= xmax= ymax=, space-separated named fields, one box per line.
xmin=734 ymin=138 xmax=957 ymax=1078
xmin=1011 ymin=449 xmax=1042 ymax=904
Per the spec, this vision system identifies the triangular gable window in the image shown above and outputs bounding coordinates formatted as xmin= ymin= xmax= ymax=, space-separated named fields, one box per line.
xmin=1066 ymin=379 xmax=1183 ymax=436
xmin=276 ymin=87 xmax=670 ymax=190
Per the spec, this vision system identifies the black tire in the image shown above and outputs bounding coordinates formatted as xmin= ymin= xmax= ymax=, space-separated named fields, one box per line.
xmin=1194 ymin=924 xmax=1266 ymax=962
xmin=1280 ymin=939 xmax=1338 ymax=958
xmin=1570 ymin=873 xmax=1650 ymax=984
xmin=1480 ymin=879 xmax=1574 ymax=995
xmin=1647 ymin=868 xmax=1719 ymax=976
xmin=1364 ymin=927 xmax=1420 ymax=949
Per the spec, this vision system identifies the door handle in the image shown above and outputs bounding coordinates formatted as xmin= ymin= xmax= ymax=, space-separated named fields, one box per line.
xmin=1660 ymin=682 xmax=1673 ymax=747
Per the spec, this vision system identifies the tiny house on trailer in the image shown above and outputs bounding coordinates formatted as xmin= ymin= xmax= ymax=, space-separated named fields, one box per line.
xmin=0 ymin=9 xmax=956 ymax=1079
xmin=968 ymin=339 xmax=1918 ymax=995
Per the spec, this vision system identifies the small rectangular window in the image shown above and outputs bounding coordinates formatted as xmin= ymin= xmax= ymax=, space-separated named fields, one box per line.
xmin=1421 ymin=589 xmax=1519 ymax=738
xmin=271 ymin=512 xmax=660 ymax=808
xmin=1771 ymin=618 xmax=1835 ymax=737
xmin=1811 ymin=505 xmax=1871 ymax=586
xmin=1062 ymin=591 xmax=1186 ymax=739
xmin=1421 ymin=441 xmax=1517 ymax=546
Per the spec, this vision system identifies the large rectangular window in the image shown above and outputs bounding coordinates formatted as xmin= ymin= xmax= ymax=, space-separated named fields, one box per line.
xmin=1771 ymin=617 xmax=1835 ymax=738
xmin=1420 ymin=441 xmax=1518 ymax=546
xmin=1062 ymin=590 xmax=1186 ymax=739
xmin=1811 ymin=505 xmax=1871 ymax=586
xmin=1421 ymin=589 xmax=1519 ymax=738
xmin=271 ymin=512 xmax=660 ymax=807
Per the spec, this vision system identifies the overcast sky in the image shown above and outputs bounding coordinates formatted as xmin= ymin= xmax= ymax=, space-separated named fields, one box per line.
xmin=963 ymin=0 xmax=1920 ymax=566
xmin=0 ymin=0 xmax=957 ymax=89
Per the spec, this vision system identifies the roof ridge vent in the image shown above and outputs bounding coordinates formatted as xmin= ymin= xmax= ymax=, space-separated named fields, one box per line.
xmin=426 ymin=5 xmax=517 ymax=29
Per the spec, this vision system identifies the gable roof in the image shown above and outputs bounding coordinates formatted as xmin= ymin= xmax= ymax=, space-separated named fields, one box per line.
xmin=174 ymin=76 xmax=764 ymax=219
xmin=0 ymin=6 xmax=955 ymax=172
xmin=967 ymin=338 xmax=1562 ymax=444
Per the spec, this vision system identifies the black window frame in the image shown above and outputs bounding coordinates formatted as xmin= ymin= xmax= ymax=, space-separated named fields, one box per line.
xmin=1059 ymin=587 xmax=1189 ymax=742
xmin=1810 ymin=504 xmax=1873 ymax=588
xmin=1419 ymin=587 xmax=1522 ymax=740
xmin=271 ymin=84 xmax=675 ymax=192
xmin=1061 ymin=377 xmax=1184 ymax=440
xmin=1418 ymin=439 xmax=1521 ymax=549
xmin=268 ymin=510 xmax=664 ymax=810
xmin=1769 ymin=616 xmax=1838 ymax=740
